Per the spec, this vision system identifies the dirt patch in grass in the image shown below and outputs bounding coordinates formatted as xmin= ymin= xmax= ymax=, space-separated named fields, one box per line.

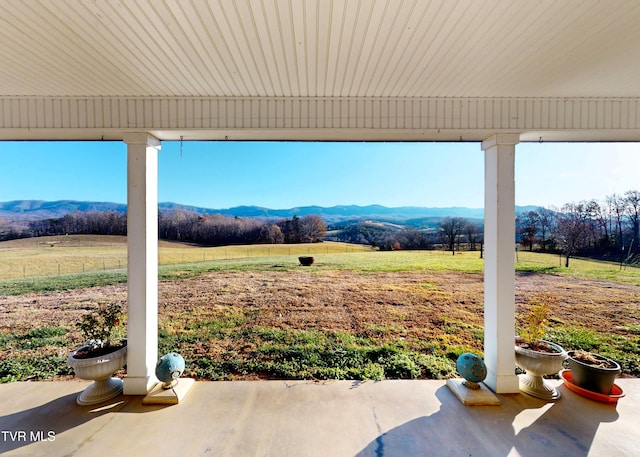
xmin=514 ymin=273 xmax=640 ymax=333
xmin=160 ymin=270 xmax=481 ymax=337
xmin=1 ymin=270 xmax=639 ymax=380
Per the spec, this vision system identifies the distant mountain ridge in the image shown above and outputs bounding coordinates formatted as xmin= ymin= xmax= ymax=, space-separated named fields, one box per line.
xmin=0 ymin=200 xmax=127 ymax=220
xmin=0 ymin=200 xmax=541 ymax=224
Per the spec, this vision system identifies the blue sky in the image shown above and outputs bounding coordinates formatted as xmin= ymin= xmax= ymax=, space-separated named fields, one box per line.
xmin=1 ymin=141 xmax=638 ymax=209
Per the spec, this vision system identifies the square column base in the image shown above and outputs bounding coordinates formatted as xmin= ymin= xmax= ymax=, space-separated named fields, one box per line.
xmin=142 ymin=378 xmax=195 ymax=405
xmin=484 ymin=370 xmax=520 ymax=395
xmin=124 ymin=375 xmax=156 ymax=396
xmin=446 ymin=379 xmax=501 ymax=406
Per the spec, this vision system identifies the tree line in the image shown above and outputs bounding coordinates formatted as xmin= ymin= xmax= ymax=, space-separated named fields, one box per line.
xmin=0 ymin=211 xmax=129 ymax=240
xmin=0 ymin=210 xmax=327 ymax=246
xmin=1 ymin=189 xmax=638 ymax=267
xmin=333 ymin=189 xmax=640 ymax=266
xmin=517 ymin=190 xmax=640 ymax=267
xmin=332 ymin=217 xmax=483 ymax=252
xmin=158 ymin=211 xmax=327 ymax=245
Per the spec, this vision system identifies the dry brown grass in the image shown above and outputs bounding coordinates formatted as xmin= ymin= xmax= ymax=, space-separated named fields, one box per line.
xmin=2 ymin=268 xmax=639 ymax=380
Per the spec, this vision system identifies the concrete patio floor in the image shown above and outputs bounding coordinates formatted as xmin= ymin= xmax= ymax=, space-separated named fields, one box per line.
xmin=1 ymin=378 xmax=638 ymax=457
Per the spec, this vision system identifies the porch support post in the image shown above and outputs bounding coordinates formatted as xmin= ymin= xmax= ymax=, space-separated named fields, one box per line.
xmin=482 ymin=133 xmax=520 ymax=394
xmin=123 ymin=133 xmax=160 ymax=395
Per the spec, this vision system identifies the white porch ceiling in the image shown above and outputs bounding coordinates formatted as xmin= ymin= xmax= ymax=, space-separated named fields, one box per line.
xmin=1 ymin=0 xmax=640 ymax=141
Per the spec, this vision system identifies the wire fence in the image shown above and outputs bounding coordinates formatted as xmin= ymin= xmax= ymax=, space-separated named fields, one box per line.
xmin=3 ymin=243 xmax=634 ymax=281
xmin=515 ymin=249 xmax=639 ymax=271
xmin=0 ymin=243 xmax=372 ymax=280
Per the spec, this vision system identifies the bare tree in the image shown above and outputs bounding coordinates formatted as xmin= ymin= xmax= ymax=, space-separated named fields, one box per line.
xmin=265 ymin=223 xmax=285 ymax=243
xmin=517 ymin=210 xmax=540 ymax=251
xmin=0 ymin=217 xmax=25 ymax=241
xmin=298 ymin=215 xmax=327 ymax=243
xmin=555 ymin=202 xmax=590 ymax=267
xmin=607 ymin=193 xmax=627 ymax=249
xmin=464 ymin=221 xmax=483 ymax=251
xmin=624 ymin=190 xmax=640 ymax=251
xmin=591 ymin=199 xmax=612 ymax=248
xmin=585 ymin=200 xmax=604 ymax=249
xmin=438 ymin=217 xmax=467 ymax=255
xmin=537 ymin=207 xmax=556 ymax=251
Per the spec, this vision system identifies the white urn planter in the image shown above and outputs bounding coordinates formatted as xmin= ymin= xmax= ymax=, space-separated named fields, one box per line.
xmin=67 ymin=343 xmax=127 ymax=405
xmin=515 ymin=339 xmax=567 ymax=400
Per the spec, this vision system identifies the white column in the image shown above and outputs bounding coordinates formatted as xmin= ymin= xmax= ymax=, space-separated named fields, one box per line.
xmin=123 ymin=133 xmax=160 ymax=395
xmin=482 ymin=133 xmax=520 ymax=394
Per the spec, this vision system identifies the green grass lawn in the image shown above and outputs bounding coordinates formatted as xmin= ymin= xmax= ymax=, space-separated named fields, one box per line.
xmin=1 ymin=237 xmax=639 ymax=383
xmin=2 ymin=239 xmax=639 ymax=295
xmin=0 ymin=236 xmax=371 ymax=280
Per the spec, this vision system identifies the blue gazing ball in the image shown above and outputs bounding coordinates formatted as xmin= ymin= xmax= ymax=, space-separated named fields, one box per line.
xmin=155 ymin=352 xmax=185 ymax=384
xmin=456 ymin=353 xmax=487 ymax=383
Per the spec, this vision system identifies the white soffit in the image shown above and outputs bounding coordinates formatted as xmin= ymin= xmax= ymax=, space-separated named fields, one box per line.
xmin=0 ymin=0 xmax=640 ymax=141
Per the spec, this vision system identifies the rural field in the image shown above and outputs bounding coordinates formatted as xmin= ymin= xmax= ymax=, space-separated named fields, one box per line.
xmin=1 ymin=235 xmax=639 ymax=383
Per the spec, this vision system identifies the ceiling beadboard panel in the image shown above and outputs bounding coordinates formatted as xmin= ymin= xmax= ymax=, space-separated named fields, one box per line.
xmin=1 ymin=0 xmax=640 ymax=98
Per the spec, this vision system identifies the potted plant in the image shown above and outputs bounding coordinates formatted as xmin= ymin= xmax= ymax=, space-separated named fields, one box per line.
xmin=298 ymin=256 xmax=314 ymax=266
xmin=67 ymin=302 xmax=127 ymax=405
xmin=565 ymin=350 xmax=621 ymax=395
xmin=514 ymin=297 xmax=567 ymax=400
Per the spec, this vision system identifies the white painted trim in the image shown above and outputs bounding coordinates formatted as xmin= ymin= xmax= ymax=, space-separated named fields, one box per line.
xmin=482 ymin=134 xmax=520 ymax=394
xmin=1 ymin=96 xmax=639 ymax=142
xmin=123 ymin=133 xmax=160 ymax=396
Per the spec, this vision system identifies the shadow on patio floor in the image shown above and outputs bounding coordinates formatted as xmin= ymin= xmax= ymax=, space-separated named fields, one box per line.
xmin=0 ymin=379 xmax=635 ymax=457
xmin=354 ymin=385 xmax=620 ymax=456
xmin=0 ymin=383 xmax=169 ymax=455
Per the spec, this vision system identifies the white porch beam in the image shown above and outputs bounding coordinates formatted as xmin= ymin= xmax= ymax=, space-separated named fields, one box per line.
xmin=3 ymin=97 xmax=640 ymax=142
xmin=482 ymin=133 xmax=520 ymax=394
xmin=123 ymin=133 xmax=160 ymax=395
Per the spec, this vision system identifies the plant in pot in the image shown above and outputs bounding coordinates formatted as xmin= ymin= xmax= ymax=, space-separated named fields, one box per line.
xmin=298 ymin=256 xmax=314 ymax=266
xmin=514 ymin=297 xmax=567 ymax=400
xmin=67 ymin=302 xmax=127 ymax=405
xmin=565 ymin=350 xmax=621 ymax=395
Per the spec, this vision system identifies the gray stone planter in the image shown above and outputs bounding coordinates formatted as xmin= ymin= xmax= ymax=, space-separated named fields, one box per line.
xmin=67 ymin=343 xmax=127 ymax=405
xmin=565 ymin=350 xmax=621 ymax=395
xmin=515 ymin=339 xmax=567 ymax=400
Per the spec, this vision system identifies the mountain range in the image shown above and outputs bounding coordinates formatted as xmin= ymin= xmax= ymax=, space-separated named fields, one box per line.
xmin=0 ymin=200 xmax=540 ymax=225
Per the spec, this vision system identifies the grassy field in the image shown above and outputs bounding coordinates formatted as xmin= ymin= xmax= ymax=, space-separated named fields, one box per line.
xmin=0 ymin=235 xmax=372 ymax=281
xmin=0 ymin=235 xmax=639 ymax=383
xmin=1 ymin=236 xmax=639 ymax=296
